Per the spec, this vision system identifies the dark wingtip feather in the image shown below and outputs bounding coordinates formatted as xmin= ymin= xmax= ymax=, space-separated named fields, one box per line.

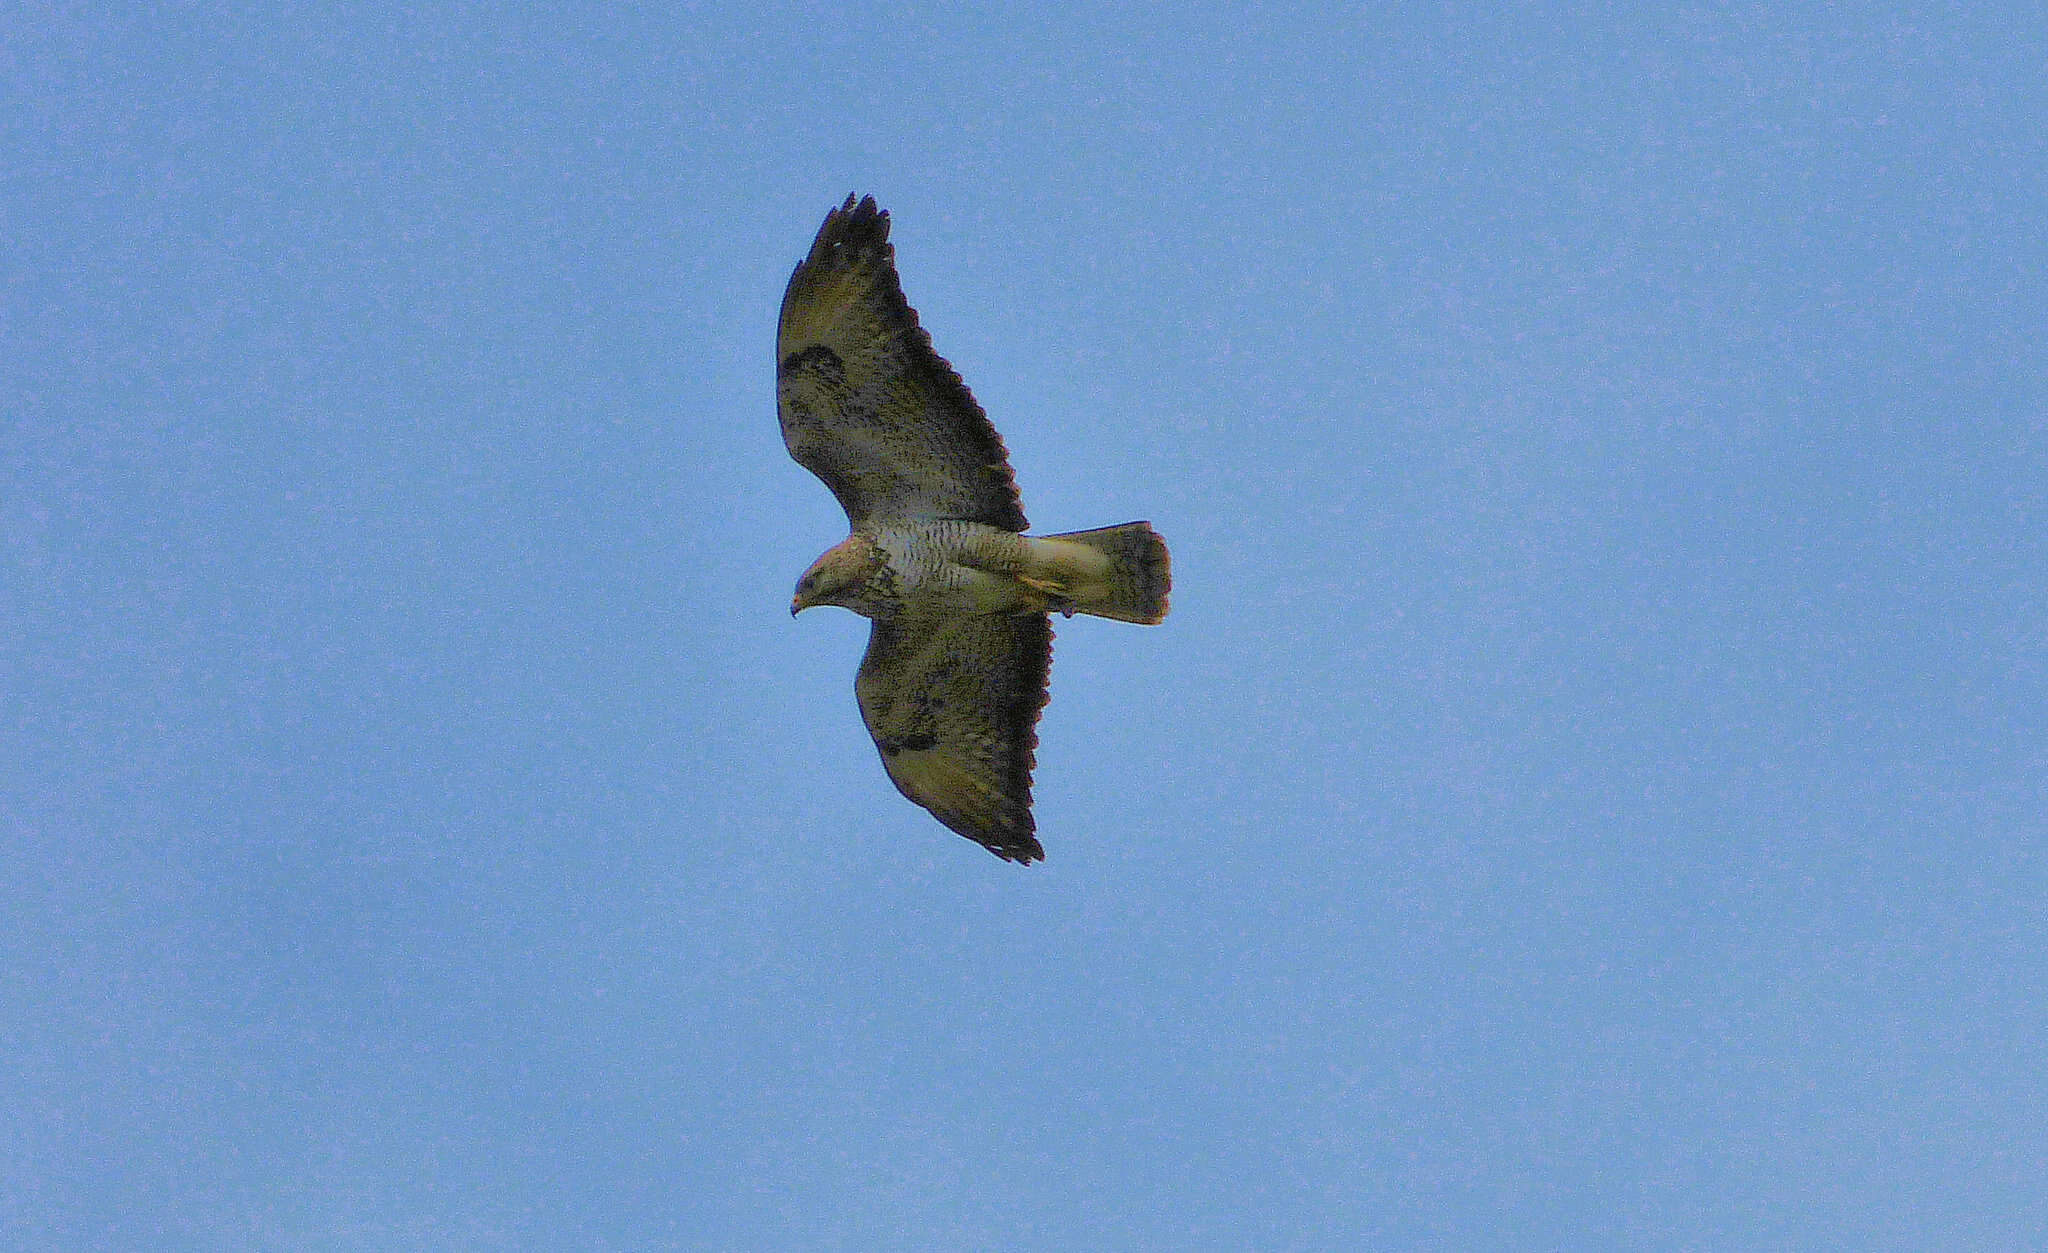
xmin=993 ymin=837 xmax=1047 ymax=864
xmin=812 ymin=193 xmax=889 ymax=260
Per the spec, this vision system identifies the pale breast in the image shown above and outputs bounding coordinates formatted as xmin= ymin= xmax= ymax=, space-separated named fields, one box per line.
xmin=877 ymin=523 xmax=1039 ymax=617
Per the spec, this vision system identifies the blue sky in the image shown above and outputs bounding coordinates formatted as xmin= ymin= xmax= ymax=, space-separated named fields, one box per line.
xmin=5 ymin=3 xmax=2045 ymax=1248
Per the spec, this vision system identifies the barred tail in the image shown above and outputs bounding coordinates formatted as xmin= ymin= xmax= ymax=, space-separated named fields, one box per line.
xmin=1028 ymin=522 xmax=1171 ymax=625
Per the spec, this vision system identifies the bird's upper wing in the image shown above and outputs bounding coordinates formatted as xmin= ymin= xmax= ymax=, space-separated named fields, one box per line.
xmin=777 ymin=195 xmax=1028 ymax=531
xmin=855 ymin=609 xmax=1052 ymax=862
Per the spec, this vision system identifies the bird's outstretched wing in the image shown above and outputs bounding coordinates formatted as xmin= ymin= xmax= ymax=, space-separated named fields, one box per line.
xmin=777 ymin=195 xmax=1028 ymax=531
xmin=855 ymin=609 xmax=1052 ymax=862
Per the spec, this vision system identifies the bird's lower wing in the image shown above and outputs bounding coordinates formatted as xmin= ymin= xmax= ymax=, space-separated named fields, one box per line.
xmin=855 ymin=611 xmax=1052 ymax=862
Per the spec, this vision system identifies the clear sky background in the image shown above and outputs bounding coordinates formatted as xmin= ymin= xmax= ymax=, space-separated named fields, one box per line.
xmin=5 ymin=4 xmax=2045 ymax=1249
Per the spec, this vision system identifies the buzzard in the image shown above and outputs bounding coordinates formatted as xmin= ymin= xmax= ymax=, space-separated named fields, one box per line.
xmin=778 ymin=195 xmax=1171 ymax=862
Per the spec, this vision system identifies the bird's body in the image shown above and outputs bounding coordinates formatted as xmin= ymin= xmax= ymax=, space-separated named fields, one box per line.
xmin=799 ymin=520 xmax=1166 ymax=622
xmin=778 ymin=195 xmax=1170 ymax=862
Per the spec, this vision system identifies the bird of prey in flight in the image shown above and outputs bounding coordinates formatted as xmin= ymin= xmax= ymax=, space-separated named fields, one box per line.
xmin=778 ymin=195 xmax=1170 ymax=862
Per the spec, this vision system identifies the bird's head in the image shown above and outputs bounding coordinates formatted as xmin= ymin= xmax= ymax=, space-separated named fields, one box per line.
xmin=791 ymin=534 xmax=884 ymax=616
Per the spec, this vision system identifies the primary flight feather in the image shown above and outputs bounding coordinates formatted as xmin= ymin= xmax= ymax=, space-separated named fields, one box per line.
xmin=777 ymin=195 xmax=1171 ymax=862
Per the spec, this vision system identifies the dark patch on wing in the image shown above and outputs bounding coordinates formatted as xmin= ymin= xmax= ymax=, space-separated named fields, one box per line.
xmin=880 ymin=732 xmax=940 ymax=756
xmin=777 ymin=343 xmax=843 ymax=384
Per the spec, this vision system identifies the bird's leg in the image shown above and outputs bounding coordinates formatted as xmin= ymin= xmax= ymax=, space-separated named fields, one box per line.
xmin=1015 ymin=571 xmax=1077 ymax=617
